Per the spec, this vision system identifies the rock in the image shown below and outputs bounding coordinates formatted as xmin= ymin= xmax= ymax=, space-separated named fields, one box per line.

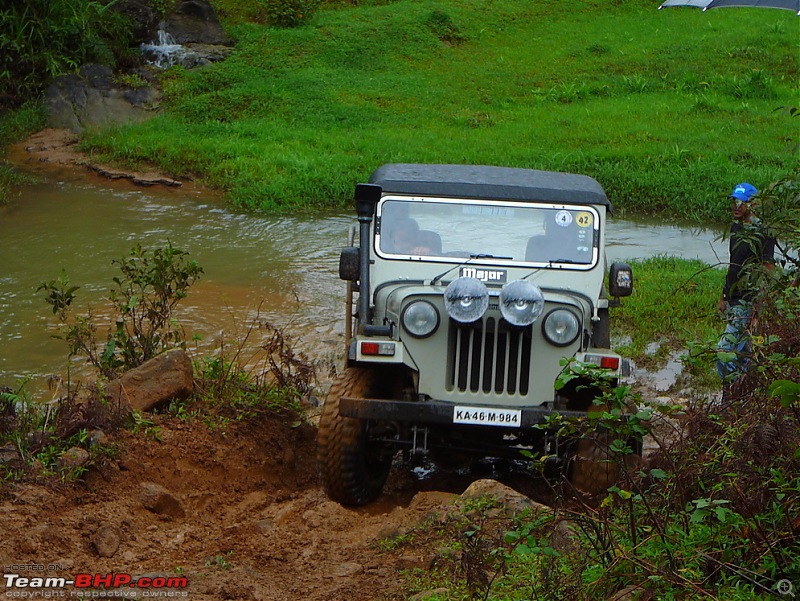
xmin=87 ymin=164 xmax=182 ymax=187
xmin=0 ymin=443 xmax=21 ymax=468
xmin=458 ymin=479 xmax=549 ymax=517
xmin=141 ymin=40 xmax=234 ymax=70
xmin=550 ymin=519 xmax=581 ymax=556
xmin=141 ymin=482 xmax=186 ymax=518
xmin=164 ymin=0 xmax=233 ymax=46
xmin=57 ymin=447 xmax=90 ymax=471
xmin=94 ymin=524 xmax=121 ymax=558
xmin=608 ymin=584 xmax=653 ymax=600
xmin=114 ymin=0 xmax=162 ymax=42
xmin=88 ymin=429 xmax=108 ymax=447
xmin=45 ymin=64 xmax=161 ymax=133
xmin=105 ymin=349 xmax=194 ymax=413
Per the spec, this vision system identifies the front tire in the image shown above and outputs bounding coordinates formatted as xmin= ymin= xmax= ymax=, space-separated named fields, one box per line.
xmin=317 ymin=367 xmax=394 ymax=506
xmin=568 ymin=430 xmax=641 ymax=495
xmin=568 ymin=430 xmax=619 ymax=495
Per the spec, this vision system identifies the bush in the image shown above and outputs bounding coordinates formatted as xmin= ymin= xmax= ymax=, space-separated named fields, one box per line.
xmin=259 ymin=0 xmax=321 ymax=27
xmin=39 ymin=243 xmax=203 ymax=379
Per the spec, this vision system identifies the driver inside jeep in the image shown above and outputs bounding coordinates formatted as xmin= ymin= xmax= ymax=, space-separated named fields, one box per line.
xmin=385 ymin=217 xmax=435 ymax=255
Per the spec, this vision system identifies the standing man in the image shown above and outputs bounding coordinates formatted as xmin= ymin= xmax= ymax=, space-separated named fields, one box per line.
xmin=717 ymin=183 xmax=775 ymax=380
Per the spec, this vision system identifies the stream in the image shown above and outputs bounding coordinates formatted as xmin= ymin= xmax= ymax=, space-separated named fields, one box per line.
xmin=0 ymin=173 xmax=726 ymax=391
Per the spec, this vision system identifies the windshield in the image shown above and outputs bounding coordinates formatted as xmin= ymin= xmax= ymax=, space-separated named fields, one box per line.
xmin=376 ymin=197 xmax=600 ymax=268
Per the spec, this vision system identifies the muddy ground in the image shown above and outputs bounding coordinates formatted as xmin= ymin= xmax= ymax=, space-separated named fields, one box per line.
xmin=1 ymin=405 xmax=534 ymax=601
xmin=0 ymin=381 xmax=586 ymax=601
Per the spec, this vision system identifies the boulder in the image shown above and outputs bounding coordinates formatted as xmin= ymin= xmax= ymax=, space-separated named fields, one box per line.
xmin=163 ymin=0 xmax=233 ymax=46
xmin=105 ymin=349 xmax=194 ymax=413
xmin=45 ymin=64 xmax=161 ymax=133
xmin=458 ymin=479 xmax=548 ymax=517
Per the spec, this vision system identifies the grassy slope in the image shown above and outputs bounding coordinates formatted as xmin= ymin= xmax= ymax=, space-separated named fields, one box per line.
xmin=81 ymin=0 xmax=798 ymax=217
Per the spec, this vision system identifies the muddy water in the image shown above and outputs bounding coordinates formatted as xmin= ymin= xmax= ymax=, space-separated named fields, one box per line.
xmin=0 ymin=175 xmax=725 ymax=389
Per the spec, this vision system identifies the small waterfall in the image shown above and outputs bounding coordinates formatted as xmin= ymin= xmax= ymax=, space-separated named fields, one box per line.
xmin=141 ymin=30 xmax=185 ymax=69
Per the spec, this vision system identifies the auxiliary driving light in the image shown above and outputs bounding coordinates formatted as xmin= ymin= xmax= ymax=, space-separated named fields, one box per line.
xmin=499 ymin=280 xmax=545 ymax=326
xmin=444 ymin=277 xmax=489 ymax=323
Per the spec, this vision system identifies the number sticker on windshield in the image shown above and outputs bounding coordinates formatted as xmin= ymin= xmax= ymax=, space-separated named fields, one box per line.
xmin=575 ymin=212 xmax=593 ymax=228
xmin=554 ymin=210 xmax=573 ymax=227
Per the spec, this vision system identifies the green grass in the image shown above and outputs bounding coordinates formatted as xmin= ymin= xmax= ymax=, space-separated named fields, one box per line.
xmin=0 ymin=101 xmax=45 ymax=203
xmin=79 ymin=0 xmax=798 ymax=219
xmin=613 ymin=256 xmax=724 ymax=370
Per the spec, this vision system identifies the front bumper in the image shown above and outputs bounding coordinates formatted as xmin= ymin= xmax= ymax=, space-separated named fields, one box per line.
xmin=339 ymin=397 xmax=588 ymax=427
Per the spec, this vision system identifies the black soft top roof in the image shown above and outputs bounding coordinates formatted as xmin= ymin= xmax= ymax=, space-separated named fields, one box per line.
xmin=369 ymin=164 xmax=612 ymax=210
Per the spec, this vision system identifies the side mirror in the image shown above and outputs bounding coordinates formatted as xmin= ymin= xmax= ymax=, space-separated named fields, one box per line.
xmin=339 ymin=247 xmax=360 ymax=281
xmin=609 ymin=262 xmax=633 ymax=299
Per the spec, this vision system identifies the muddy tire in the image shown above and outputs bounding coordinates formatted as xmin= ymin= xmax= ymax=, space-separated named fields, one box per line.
xmin=568 ymin=429 xmax=643 ymax=495
xmin=568 ymin=430 xmax=619 ymax=495
xmin=317 ymin=367 xmax=394 ymax=506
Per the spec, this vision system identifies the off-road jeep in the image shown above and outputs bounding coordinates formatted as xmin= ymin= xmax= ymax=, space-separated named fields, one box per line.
xmin=318 ymin=164 xmax=634 ymax=506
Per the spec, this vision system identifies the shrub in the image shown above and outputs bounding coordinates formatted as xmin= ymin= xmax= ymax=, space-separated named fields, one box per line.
xmin=258 ymin=0 xmax=321 ymax=27
xmin=39 ymin=243 xmax=203 ymax=379
xmin=424 ymin=9 xmax=465 ymax=45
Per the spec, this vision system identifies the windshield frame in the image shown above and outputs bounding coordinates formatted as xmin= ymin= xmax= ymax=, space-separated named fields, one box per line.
xmin=374 ymin=195 xmax=602 ymax=271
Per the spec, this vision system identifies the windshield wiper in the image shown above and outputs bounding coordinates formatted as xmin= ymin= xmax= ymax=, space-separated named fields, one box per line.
xmin=470 ymin=253 xmax=513 ymax=260
xmin=520 ymin=258 xmax=581 ymax=281
xmin=431 ymin=262 xmax=467 ymax=286
xmin=550 ymin=258 xmax=579 ymax=264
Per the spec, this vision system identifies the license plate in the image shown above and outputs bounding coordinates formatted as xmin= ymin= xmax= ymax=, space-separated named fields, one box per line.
xmin=453 ymin=406 xmax=521 ymax=428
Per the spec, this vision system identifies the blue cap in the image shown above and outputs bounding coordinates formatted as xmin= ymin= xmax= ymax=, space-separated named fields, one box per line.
xmin=730 ymin=182 xmax=758 ymax=202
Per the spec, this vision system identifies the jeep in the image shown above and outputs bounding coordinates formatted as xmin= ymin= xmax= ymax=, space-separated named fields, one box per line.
xmin=318 ymin=164 xmax=634 ymax=506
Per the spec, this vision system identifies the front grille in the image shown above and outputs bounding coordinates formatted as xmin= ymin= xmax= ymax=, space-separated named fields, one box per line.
xmin=446 ymin=317 xmax=532 ymax=395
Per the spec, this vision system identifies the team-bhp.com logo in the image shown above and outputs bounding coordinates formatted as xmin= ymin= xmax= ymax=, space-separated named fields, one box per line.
xmin=4 ymin=572 xmax=189 ymax=598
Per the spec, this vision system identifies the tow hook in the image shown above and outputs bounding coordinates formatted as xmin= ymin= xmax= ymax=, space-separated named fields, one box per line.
xmin=411 ymin=426 xmax=429 ymax=455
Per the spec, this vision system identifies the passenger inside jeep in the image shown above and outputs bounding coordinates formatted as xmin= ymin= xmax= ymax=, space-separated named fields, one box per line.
xmin=525 ymin=210 xmax=592 ymax=264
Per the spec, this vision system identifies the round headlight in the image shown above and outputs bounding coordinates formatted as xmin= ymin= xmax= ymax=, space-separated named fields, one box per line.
xmin=444 ymin=277 xmax=489 ymax=323
xmin=542 ymin=309 xmax=581 ymax=347
xmin=402 ymin=301 xmax=440 ymax=338
xmin=499 ymin=280 xmax=545 ymax=326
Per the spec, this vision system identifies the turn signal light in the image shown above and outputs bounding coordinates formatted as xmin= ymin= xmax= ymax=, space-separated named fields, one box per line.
xmin=584 ymin=354 xmax=620 ymax=370
xmin=360 ymin=341 xmax=396 ymax=356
